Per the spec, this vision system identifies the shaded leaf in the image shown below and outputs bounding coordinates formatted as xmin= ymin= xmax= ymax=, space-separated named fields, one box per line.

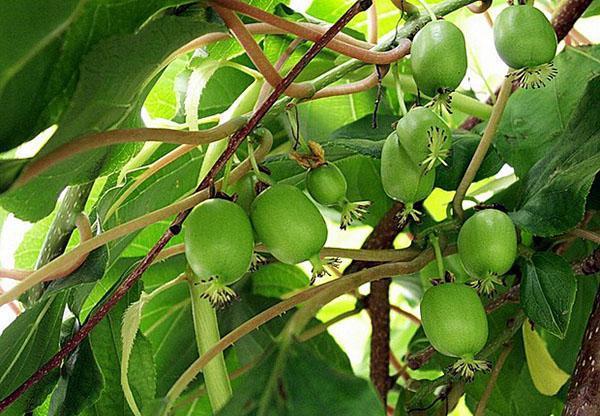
xmin=520 ymin=253 xmax=577 ymax=338
xmin=510 ymin=75 xmax=600 ymax=236
xmin=251 ymin=263 xmax=310 ymax=298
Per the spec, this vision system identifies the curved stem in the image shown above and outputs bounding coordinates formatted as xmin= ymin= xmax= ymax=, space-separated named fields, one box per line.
xmin=186 ymin=272 xmax=232 ymax=412
xmin=214 ymin=5 xmax=315 ymax=98
xmin=256 ymin=38 xmax=304 ymax=107
xmin=209 ymin=0 xmax=409 ymax=65
xmin=390 ymin=304 xmax=421 ymax=325
xmin=569 ymin=228 xmax=600 ymax=245
xmin=0 ymin=134 xmax=273 ymax=306
xmin=0 ymin=213 xmax=92 ymax=283
xmin=367 ymin=1 xmax=378 ymax=43
xmin=296 ymin=307 xmax=362 ymax=342
xmin=13 ymin=120 xmax=247 ymax=189
xmin=173 ymin=22 xmax=374 ymax=58
xmin=415 ymin=0 xmax=438 ymax=20
xmin=104 ymin=144 xmax=196 ymax=222
xmin=154 ymin=242 xmax=421 ymax=264
xmin=311 ymin=64 xmax=393 ymax=100
xmin=474 ymin=342 xmax=512 ymax=416
xmin=452 ymin=76 xmax=513 ymax=220
xmin=393 ymin=63 xmax=408 ymax=116
xmin=430 ymin=235 xmax=445 ymax=279
xmin=467 ymin=0 xmax=492 ymax=13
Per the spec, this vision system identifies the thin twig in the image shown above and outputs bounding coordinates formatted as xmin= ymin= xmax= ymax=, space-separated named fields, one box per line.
xmin=13 ymin=121 xmax=246 ymax=189
xmin=0 ymin=213 xmax=92 ymax=282
xmin=214 ymin=5 xmax=314 ymax=98
xmin=296 ymin=307 xmax=362 ymax=342
xmin=452 ymin=76 xmax=513 ymax=220
xmin=390 ymin=304 xmax=421 ymax=325
xmin=569 ymin=228 xmax=600 ymax=245
xmin=474 ymin=342 xmax=513 ymax=416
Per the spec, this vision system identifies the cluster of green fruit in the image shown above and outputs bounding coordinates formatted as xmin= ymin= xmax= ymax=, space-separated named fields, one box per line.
xmin=420 ymin=209 xmax=518 ymax=380
xmin=410 ymin=4 xmax=557 ymax=100
xmin=183 ymin=182 xmax=332 ymax=306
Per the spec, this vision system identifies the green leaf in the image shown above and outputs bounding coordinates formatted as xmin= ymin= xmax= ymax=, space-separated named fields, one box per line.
xmin=47 ymin=338 xmax=104 ymax=416
xmin=496 ymin=45 xmax=600 ymax=177
xmin=509 ymin=75 xmax=600 ymax=236
xmin=217 ymin=343 xmax=383 ymax=415
xmin=0 ymin=14 xmax=223 ymax=221
xmin=0 ymin=295 xmax=66 ymax=415
xmin=520 ymin=253 xmax=577 ymax=339
xmin=251 ymin=263 xmax=310 ymax=298
xmin=0 ymin=0 xmax=84 ymax=151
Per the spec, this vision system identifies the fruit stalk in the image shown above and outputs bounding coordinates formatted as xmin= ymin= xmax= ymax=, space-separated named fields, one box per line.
xmin=187 ymin=272 xmax=232 ymax=412
xmin=452 ymin=76 xmax=513 ymax=220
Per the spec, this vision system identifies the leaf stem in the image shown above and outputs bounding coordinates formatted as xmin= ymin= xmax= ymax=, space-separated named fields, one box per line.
xmin=13 ymin=121 xmax=247 ymax=189
xmin=430 ymin=235 xmax=445 ymax=279
xmin=452 ymin=76 xmax=513 ymax=220
xmin=415 ymin=0 xmax=438 ymax=20
xmin=186 ymin=272 xmax=232 ymax=412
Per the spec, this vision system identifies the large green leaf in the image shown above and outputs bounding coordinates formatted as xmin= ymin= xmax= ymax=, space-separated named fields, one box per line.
xmin=520 ymin=253 xmax=578 ymax=339
xmin=496 ymin=45 xmax=600 ymax=177
xmin=0 ymin=295 xmax=67 ymax=415
xmin=0 ymin=13 xmax=223 ymax=221
xmin=510 ymin=75 xmax=600 ymax=236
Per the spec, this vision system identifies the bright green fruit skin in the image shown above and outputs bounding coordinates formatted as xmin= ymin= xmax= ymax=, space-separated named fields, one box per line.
xmin=420 ymin=283 xmax=488 ymax=358
xmin=250 ymin=184 xmax=327 ymax=265
xmin=494 ymin=5 xmax=557 ymax=69
xmin=381 ymin=133 xmax=435 ymax=203
xmin=395 ymin=106 xmax=451 ymax=168
xmin=458 ymin=209 xmax=518 ymax=279
xmin=229 ymin=173 xmax=256 ymax=213
xmin=306 ymin=163 xmax=347 ymax=206
xmin=184 ymin=198 xmax=254 ymax=284
xmin=411 ymin=20 xmax=468 ymax=96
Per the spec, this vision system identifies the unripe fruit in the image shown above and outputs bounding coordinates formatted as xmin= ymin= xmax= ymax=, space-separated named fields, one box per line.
xmin=395 ymin=107 xmax=451 ymax=172
xmin=457 ymin=209 xmax=518 ymax=281
xmin=381 ymin=132 xmax=435 ymax=204
xmin=494 ymin=5 xmax=557 ymax=69
xmin=411 ymin=21 xmax=468 ymax=96
xmin=306 ymin=163 xmax=347 ymax=206
xmin=420 ymin=283 xmax=488 ymax=359
xmin=306 ymin=163 xmax=371 ymax=229
xmin=184 ymin=198 xmax=254 ymax=306
xmin=250 ymin=184 xmax=327 ymax=274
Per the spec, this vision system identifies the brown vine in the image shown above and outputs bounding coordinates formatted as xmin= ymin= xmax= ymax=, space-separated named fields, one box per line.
xmin=346 ymin=202 xmax=406 ymax=404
